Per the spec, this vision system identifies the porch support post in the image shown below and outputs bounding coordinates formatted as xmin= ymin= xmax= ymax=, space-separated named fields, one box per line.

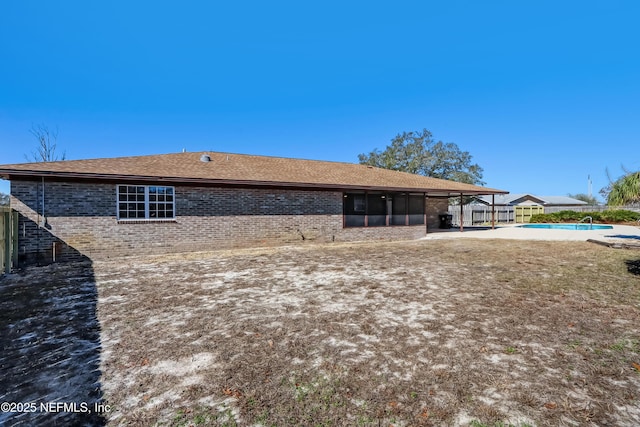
xmin=364 ymin=191 xmax=368 ymax=227
xmin=405 ymin=193 xmax=409 ymax=226
xmin=459 ymin=193 xmax=464 ymax=232
xmin=423 ymin=193 xmax=427 ymax=233
xmin=385 ymin=194 xmax=389 ymax=226
xmin=491 ymin=194 xmax=496 ymax=229
xmin=342 ymin=193 xmax=346 ymax=228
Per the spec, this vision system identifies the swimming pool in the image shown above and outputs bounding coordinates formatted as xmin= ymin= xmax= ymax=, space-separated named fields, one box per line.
xmin=519 ymin=223 xmax=613 ymax=230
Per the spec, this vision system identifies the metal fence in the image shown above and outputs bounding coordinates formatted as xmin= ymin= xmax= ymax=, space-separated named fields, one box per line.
xmin=447 ymin=204 xmax=640 ymax=227
xmin=0 ymin=207 xmax=17 ymax=274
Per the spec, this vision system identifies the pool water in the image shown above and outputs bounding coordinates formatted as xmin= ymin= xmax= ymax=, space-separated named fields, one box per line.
xmin=519 ymin=223 xmax=613 ymax=230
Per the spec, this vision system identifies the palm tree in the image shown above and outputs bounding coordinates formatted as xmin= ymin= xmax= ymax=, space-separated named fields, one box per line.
xmin=607 ymin=171 xmax=640 ymax=206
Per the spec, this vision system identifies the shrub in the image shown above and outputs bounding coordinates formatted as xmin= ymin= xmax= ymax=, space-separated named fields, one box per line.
xmin=529 ymin=210 xmax=640 ymax=224
xmin=600 ymin=210 xmax=640 ymax=223
xmin=529 ymin=214 xmax=550 ymax=223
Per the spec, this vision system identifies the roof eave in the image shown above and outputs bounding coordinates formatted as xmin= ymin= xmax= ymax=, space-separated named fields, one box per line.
xmin=0 ymin=169 xmax=509 ymax=196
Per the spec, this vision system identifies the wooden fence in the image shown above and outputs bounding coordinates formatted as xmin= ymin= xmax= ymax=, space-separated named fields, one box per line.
xmin=514 ymin=205 xmax=544 ymax=223
xmin=448 ymin=205 xmax=515 ymax=227
xmin=0 ymin=207 xmax=17 ymax=274
xmin=447 ymin=204 xmax=640 ymax=227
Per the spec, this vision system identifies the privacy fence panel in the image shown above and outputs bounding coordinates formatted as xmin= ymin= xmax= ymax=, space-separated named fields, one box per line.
xmin=0 ymin=211 xmax=4 ymax=273
xmin=1 ymin=207 xmax=15 ymax=274
xmin=514 ymin=205 xmax=544 ymax=223
xmin=448 ymin=205 xmax=515 ymax=227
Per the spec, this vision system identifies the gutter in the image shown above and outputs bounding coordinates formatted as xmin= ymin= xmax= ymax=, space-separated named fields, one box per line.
xmin=0 ymin=170 xmax=509 ymax=197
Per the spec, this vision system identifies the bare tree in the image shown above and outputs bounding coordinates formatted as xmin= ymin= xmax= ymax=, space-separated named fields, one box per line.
xmin=26 ymin=124 xmax=66 ymax=162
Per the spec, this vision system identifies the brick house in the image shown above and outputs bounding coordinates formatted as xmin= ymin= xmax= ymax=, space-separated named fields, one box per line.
xmin=0 ymin=151 xmax=507 ymax=265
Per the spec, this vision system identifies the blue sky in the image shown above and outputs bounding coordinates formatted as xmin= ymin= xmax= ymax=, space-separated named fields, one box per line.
xmin=1 ymin=1 xmax=639 ymax=201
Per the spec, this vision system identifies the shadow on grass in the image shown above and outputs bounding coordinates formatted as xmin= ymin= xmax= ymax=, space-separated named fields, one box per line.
xmin=606 ymin=234 xmax=640 ymax=241
xmin=625 ymin=259 xmax=640 ymax=276
xmin=0 ymin=257 xmax=105 ymax=426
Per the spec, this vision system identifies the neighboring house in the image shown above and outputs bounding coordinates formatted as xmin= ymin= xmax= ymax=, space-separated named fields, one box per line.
xmin=0 ymin=151 xmax=507 ymax=265
xmin=475 ymin=194 xmax=588 ymax=207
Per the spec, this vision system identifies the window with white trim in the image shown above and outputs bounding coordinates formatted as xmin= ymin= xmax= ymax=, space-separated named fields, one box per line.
xmin=117 ymin=185 xmax=175 ymax=219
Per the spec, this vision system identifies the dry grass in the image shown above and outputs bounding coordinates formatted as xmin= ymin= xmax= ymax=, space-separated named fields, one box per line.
xmin=4 ymin=237 xmax=639 ymax=426
xmin=86 ymin=240 xmax=640 ymax=425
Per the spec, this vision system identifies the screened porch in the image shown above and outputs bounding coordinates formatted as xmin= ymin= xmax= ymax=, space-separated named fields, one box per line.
xmin=343 ymin=192 xmax=426 ymax=227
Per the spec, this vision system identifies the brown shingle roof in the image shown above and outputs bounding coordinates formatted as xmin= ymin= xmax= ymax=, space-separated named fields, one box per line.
xmin=0 ymin=151 xmax=507 ymax=195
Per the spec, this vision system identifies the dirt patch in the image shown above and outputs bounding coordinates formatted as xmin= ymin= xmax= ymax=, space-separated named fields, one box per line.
xmin=3 ymin=239 xmax=640 ymax=426
xmin=88 ymin=239 xmax=640 ymax=426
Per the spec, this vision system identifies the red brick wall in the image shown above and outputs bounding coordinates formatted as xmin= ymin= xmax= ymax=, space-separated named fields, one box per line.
xmin=11 ymin=180 xmax=434 ymax=264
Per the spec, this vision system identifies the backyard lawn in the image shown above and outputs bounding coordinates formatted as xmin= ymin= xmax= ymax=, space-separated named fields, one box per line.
xmin=2 ymin=238 xmax=640 ymax=426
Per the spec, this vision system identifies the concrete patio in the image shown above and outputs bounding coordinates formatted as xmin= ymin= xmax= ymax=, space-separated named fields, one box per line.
xmin=425 ymin=223 xmax=640 ymax=244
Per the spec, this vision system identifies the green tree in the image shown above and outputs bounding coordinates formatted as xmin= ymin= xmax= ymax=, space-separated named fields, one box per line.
xmin=25 ymin=124 xmax=66 ymax=162
xmin=567 ymin=193 xmax=599 ymax=205
xmin=606 ymin=171 xmax=640 ymax=206
xmin=358 ymin=129 xmax=484 ymax=185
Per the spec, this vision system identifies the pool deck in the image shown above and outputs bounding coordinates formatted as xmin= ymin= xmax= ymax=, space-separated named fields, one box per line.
xmin=424 ymin=223 xmax=640 ymax=246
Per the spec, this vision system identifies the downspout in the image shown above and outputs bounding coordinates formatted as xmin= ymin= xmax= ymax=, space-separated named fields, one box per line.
xmin=41 ymin=177 xmax=45 ymax=227
xmin=42 ymin=176 xmax=47 ymax=263
xmin=36 ymin=177 xmax=43 ymax=264
xmin=342 ymin=193 xmax=346 ymax=229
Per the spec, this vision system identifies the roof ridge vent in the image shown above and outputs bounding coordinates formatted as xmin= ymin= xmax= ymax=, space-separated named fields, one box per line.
xmin=200 ymin=154 xmax=211 ymax=163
